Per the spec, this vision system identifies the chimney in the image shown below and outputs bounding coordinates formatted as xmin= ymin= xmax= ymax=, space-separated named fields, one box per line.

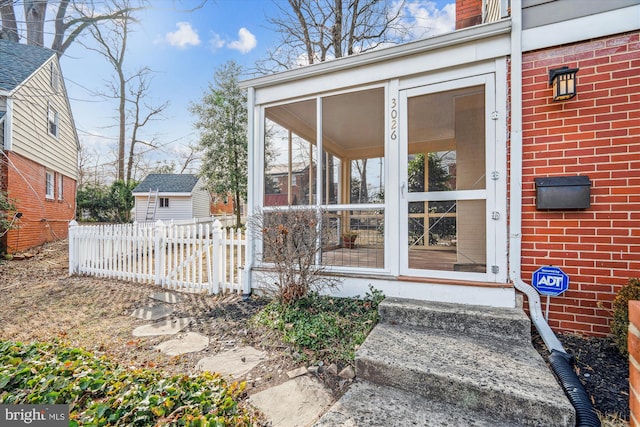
xmin=456 ymin=0 xmax=483 ymax=30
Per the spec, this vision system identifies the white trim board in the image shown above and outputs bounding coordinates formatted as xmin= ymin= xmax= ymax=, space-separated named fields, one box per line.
xmin=522 ymin=5 xmax=640 ymax=52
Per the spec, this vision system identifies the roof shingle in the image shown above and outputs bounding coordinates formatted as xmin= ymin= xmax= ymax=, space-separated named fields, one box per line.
xmin=132 ymin=174 xmax=201 ymax=194
xmin=0 ymin=39 xmax=55 ymax=92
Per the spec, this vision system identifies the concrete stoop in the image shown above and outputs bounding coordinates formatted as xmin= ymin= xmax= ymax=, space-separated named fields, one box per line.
xmin=315 ymin=297 xmax=575 ymax=427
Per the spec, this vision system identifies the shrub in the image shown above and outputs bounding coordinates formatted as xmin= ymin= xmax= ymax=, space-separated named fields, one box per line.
xmin=611 ymin=278 xmax=640 ymax=355
xmin=250 ymin=208 xmax=338 ymax=305
xmin=254 ymin=286 xmax=384 ymax=362
xmin=0 ymin=340 xmax=258 ymax=426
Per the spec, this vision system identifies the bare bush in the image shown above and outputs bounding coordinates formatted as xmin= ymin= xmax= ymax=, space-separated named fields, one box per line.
xmin=249 ymin=208 xmax=339 ymax=305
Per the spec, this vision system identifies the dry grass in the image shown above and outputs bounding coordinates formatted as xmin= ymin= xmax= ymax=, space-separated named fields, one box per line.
xmin=0 ymin=239 xmax=296 ymax=395
xmin=600 ymin=412 xmax=630 ymax=427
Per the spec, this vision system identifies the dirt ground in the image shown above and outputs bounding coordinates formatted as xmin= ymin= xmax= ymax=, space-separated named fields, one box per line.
xmin=0 ymin=239 xmax=344 ymax=398
xmin=0 ymin=239 xmax=630 ymax=425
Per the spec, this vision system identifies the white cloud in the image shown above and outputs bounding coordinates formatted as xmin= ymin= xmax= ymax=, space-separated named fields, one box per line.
xmin=165 ymin=22 xmax=201 ymax=49
xmin=208 ymin=33 xmax=226 ymax=51
xmin=401 ymin=1 xmax=456 ymax=40
xmin=227 ymin=28 xmax=257 ymax=54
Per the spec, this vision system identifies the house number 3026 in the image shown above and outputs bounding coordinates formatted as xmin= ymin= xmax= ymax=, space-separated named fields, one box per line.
xmin=390 ymin=98 xmax=398 ymax=140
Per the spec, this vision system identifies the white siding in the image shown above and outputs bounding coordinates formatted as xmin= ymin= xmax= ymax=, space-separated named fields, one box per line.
xmin=191 ymin=178 xmax=211 ymax=218
xmin=133 ymin=195 xmax=151 ymax=222
xmin=155 ymin=196 xmax=193 ymax=221
xmin=135 ymin=195 xmax=194 ymax=222
xmin=9 ymin=57 xmax=78 ymax=179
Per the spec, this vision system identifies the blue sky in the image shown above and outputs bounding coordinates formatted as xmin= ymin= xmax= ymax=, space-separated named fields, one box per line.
xmin=56 ymin=0 xmax=455 ymax=177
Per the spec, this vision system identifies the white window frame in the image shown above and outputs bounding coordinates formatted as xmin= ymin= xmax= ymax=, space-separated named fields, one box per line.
xmin=159 ymin=197 xmax=170 ymax=208
xmin=45 ymin=170 xmax=54 ymax=199
xmin=57 ymin=173 xmax=63 ymax=200
xmin=51 ymin=63 xmax=60 ymax=93
xmin=48 ymin=105 xmax=59 ymax=137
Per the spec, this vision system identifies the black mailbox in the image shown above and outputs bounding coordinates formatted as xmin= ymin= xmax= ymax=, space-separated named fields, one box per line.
xmin=535 ymin=176 xmax=591 ymax=210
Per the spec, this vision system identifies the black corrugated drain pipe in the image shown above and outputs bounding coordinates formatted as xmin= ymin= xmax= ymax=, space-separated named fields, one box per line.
xmin=548 ymin=349 xmax=601 ymax=427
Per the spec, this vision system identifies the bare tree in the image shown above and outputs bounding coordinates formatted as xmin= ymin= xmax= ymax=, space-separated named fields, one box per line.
xmin=0 ymin=1 xmax=19 ymax=41
xmin=177 ymin=143 xmax=200 ymax=174
xmin=23 ymin=0 xmax=46 ymax=46
xmin=0 ymin=0 xmax=143 ymax=55
xmin=126 ymin=69 xmax=169 ymax=183
xmin=256 ymin=0 xmax=407 ymax=73
xmin=257 ymin=0 xmax=407 ymax=194
xmin=84 ymin=1 xmax=167 ymax=183
xmin=354 ymin=159 xmax=368 ymax=202
xmin=84 ymin=4 xmax=130 ymax=182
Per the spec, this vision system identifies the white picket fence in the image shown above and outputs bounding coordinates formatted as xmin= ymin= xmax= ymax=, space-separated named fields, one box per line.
xmin=68 ymin=219 xmax=246 ymax=294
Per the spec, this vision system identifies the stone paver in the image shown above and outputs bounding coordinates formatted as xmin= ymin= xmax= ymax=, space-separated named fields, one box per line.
xmin=131 ymin=303 xmax=174 ymax=320
xmin=155 ymin=332 xmax=210 ymax=356
xmin=132 ymin=317 xmax=193 ymax=337
xmin=250 ymin=376 xmax=333 ymax=427
xmin=150 ymin=292 xmax=184 ymax=304
xmin=196 ymin=346 xmax=266 ymax=378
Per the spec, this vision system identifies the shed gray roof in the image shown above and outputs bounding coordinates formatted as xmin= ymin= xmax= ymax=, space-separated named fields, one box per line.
xmin=0 ymin=39 xmax=55 ymax=92
xmin=132 ymin=174 xmax=201 ymax=194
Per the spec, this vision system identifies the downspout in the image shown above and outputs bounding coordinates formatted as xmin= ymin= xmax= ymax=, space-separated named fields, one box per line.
xmin=508 ymin=0 xmax=564 ymax=354
xmin=509 ymin=2 xmax=600 ymax=425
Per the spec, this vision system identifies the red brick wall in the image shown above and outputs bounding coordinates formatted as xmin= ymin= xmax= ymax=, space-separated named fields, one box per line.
xmin=210 ymin=192 xmax=234 ymax=215
xmin=2 ymin=152 xmax=76 ymax=253
xmin=0 ymin=150 xmax=7 ymax=193
xmin=520 ymin=32 xmax=640 ymax=336
xmin=456 ymin=0 xmax=482 ymax=29
xmin=630 ymin=300 xmax=640 ymax=426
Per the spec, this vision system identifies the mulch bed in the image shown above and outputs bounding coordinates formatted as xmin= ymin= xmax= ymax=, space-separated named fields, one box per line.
xmin=533 ymin=330 xmax=629 ymax=421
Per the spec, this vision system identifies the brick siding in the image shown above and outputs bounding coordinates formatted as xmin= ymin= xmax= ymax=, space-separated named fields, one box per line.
xmin=2 ymin=152 xmax=76 ymax=253
xmin=456 ymin=0 xmax=482 ymax=29
xmin=520 ymin=32 xmax=640 ymax=336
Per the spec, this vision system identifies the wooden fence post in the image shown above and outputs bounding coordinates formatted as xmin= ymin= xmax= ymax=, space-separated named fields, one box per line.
xmin=154 ymin=220 xmax=165 ymax=285
xmin=211 ymin=219 xmax=223 ymax=294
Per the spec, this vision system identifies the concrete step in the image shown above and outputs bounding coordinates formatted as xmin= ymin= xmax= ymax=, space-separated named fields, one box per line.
xmin=314 ymin=380 xmax=519 ymax=427
xmin=355 ymin=323 xmax=574 ymax=427
xmin=315 ymin=298 xmax=575 ymax=427
xmin=379 ymin=297 xmax=532 ymax=344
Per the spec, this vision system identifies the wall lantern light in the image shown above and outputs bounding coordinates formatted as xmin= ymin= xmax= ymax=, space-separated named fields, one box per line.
xmin=549 ymin=66 xmax=579 ymax=101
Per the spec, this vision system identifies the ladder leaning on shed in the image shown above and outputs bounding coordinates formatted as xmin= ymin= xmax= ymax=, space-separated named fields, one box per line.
xmin=145 ymin=189 xmax=158 ymax=222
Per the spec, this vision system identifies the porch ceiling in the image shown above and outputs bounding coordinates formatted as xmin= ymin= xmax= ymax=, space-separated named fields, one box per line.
xmin=264 ymin=85 xmax=482 ymax=159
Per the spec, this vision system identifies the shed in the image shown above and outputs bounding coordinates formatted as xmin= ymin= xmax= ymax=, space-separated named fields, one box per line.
xmin=132 ymin=174 xmax=210 ymax=222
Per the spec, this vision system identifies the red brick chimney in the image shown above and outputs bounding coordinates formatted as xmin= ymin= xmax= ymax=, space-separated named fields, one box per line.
xmin=456 ymin=0 xmax=483 ymax=29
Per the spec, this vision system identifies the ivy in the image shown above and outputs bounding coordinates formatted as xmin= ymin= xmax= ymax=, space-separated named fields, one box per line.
xmin=0 ymin=341 xmax=257 ymax=426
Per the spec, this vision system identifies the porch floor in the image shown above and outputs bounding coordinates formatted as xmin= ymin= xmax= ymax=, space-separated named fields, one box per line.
xmin=321 ymin=246 xmax=485 ymax=272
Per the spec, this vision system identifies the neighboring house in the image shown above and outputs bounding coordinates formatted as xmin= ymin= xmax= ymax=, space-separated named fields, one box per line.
xmin=132 ymin=174 xmax=210 ymax=222
xmin=210 ymin=190 xmax=245 ymax=217
xmin=0 ymin=39 xmax=79 ymax=253
xmin=241 ymin=0 xmax=639 ymax=338
xmin=264 ymin=162 xmax=315 ymax=206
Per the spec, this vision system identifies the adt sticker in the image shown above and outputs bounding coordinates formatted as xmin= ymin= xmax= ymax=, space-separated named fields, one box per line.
xmin=532 ymin=266 xmax=569 ymax=296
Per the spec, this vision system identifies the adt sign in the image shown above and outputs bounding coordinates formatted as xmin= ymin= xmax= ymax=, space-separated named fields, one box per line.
xmin=532 ymin=266 xmax=569 ymax=296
